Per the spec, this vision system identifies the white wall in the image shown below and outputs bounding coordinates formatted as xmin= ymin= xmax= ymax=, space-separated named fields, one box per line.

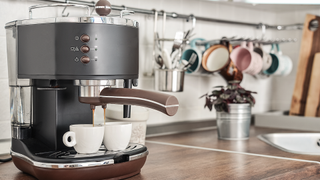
xmin=0 ymin=0 xmax=313 ymax=139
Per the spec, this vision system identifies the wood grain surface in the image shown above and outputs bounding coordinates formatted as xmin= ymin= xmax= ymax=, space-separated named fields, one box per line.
xmin=290 ymin=14 xmax=320 ymax=116
xmin=1 ymin=127 xmax=320 ymax=180
xmin=147 ymin=127 xmax=320 ymax=162
xmin=305 ymin=53 xmax=320 ymax=117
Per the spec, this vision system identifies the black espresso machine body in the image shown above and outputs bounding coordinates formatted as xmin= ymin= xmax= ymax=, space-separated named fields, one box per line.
xmin=5 ymin=7 xmax=178 ymax=180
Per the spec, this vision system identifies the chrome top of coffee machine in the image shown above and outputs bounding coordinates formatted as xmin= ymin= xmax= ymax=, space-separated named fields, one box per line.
xmin=5 ymin=1 xmax=179 ymax=180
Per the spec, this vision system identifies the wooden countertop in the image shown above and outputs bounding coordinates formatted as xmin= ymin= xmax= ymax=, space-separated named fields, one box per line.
xmin=1 ymin=126 xmax=320 ymax=180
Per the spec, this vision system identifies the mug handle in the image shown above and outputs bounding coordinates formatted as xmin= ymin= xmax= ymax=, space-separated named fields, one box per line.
xmin=240 ymin=41 xmax=246 ymax=48
xmin=247 ymin=42 xmax=254 ymax=51
xmin=276 ymin=43 xmax=282 ymax=55
xmin=189 ymin=38 xmax=205 ymax=49
xmin=63 ymin=131 xmax=76 ymax=147
xmin=270 ymin=44 xmax=275 ymax=53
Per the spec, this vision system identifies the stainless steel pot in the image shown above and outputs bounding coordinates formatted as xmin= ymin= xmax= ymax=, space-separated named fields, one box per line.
xmin=216 ymin=103 xmax=251 ymax=140
xmin=154 ymin=68 xmax=185 ymax=92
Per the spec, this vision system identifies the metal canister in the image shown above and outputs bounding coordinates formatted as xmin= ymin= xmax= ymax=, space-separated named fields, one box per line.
xmin=216 ymin=103 xmax=251 ymax=140
xmin=154 ymin=69 xmax=185 ymax=92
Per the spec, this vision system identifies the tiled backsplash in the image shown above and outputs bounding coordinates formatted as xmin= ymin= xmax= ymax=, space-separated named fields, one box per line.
xmin=0 ymin=0 xmax=318 ymax=139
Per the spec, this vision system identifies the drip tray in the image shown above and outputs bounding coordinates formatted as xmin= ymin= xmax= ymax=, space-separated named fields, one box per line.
xmin=34 ymin=144 xmax=145 ymax=159
xmin=258 ymin=133 xmax=320 ymax=155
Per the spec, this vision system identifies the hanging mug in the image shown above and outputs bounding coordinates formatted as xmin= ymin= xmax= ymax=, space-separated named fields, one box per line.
xmin=230 ymin=41 xmax=263 ymax=75
xmin=253 ymin=43 xmax=272 ymax=71
xmin=275 ymin=44 xmax=293 ymax=76
xmin=263 ymin=44 xmax=279 ymax=75
xmin=202 ymin=40 xmax=230 ymax=73
xmin=181 ymin=38 xmax=209 ymax=74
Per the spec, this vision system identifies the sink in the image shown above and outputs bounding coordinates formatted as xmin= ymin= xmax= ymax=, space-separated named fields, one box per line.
xmin=258 ymin=133 xmax=320 ymax=155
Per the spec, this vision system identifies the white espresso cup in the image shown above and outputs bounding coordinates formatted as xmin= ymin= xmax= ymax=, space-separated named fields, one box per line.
xmin=104 ymin=122 xmax=132 ymax=151
xmin=63 ymin=124 xmax=104 ymax=154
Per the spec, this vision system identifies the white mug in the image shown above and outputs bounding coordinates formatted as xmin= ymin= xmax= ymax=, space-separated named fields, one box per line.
xmin=63 ymin=124 xmax=104 ymax=154
xmin=274 ymin=44 xmax=293 ymax=76
xmin=104 ymin=122 xmax=132 ymax=151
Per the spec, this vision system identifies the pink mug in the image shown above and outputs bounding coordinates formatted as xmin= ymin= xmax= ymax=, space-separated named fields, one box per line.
xmin=230 ymin=42 xmax=263 ymax=75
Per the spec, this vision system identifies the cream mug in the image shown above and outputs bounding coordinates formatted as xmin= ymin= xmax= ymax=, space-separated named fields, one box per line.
xmin=104 ymin=122 xmax=132 ymax=151
xmin=63 ymin=124 xmax=104 ymax=154
xmin=202 ymin=43 xmax=230 ymax=72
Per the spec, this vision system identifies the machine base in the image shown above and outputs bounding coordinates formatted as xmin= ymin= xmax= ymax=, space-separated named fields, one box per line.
xmin=12 ymin=155 xmax=147 ymax=180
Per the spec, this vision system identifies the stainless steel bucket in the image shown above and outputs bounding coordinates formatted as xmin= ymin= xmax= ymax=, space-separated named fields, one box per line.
xmin=154 ymin=69 xmax=185 ymax=92
xmin=216 ymin=104 xmax=251 ymax=140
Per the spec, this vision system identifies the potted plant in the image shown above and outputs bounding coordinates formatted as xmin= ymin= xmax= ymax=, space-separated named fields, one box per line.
xmin=200 ymin=80 xmax=257 ymax=140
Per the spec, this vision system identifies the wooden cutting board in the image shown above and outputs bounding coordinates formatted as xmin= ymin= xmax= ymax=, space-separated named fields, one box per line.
xmin=290 ymin=14 xmax=320 ymax=116
xmin=305 ymin=53 xmax=320 ymax=117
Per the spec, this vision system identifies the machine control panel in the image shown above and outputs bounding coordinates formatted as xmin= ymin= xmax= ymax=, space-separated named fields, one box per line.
xmin=17 ymin=23 xmax=139 ymax=79
xmin=81 ymin=34 xmax=90 ymax=42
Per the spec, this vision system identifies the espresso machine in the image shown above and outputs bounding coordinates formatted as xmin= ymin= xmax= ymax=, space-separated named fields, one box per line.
xmin=5 ymin=2 xmax=179 ymax=180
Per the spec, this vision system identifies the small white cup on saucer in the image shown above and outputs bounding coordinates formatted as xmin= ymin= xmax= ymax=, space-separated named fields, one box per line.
xmin=62 ymin=124 xmax=104 ymax=154
xmin=104 ymin=122 xmax=132 ymax=151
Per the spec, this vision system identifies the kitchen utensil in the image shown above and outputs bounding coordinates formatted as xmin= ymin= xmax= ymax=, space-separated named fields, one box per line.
xmin=171 ymin=31 xmax=184 ymax=55
xmin=183 ymin=53 xmax=197 ymax=69
xmin=305 ymin=53 xmax=320 ymax=117
xmin=104 ymin=122 xmax=132 ymax=151
xmin=162 ymin=48 xmax=172 ymax=69
xmin=170 ymin=48 xmax=180 ymax=68
xmin=155 ymin=54 xmax=164 ymax=68
xmin=63 ymin=124 xmax=104 ymax=154
xmin=290 ymin=14 xmax=320 ymax=116
xmin=202 ymin=44 xmax=230 ymax=72
xmin=230 ymin=41 xmax=263 ymax=75
xmin=161 ymin=11 xmax=166 ymax=52
xmin=155 ymin=68 xmax=185 ymax=92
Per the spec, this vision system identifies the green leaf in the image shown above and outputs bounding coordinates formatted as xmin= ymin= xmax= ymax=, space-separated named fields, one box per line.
xmin=228 ymin=80 xmax=241 ymax=84
xmin=236 ymin=95 xmax=245 ymax=103
xmin=220 ymin=93 xmax=230 ymax=100
xmin=227 ymin=84 xmax=237 ymax=90
xmin=204 ymin=97 xmax=213 ymax=111
xmin=237 ymin=88 xmax=246 ymax=94
xmin=211 ymin=90 xmax=222 ymax=96
xmin=247 ymin=98 xmax=254 ymax=107
xmin=214 ymin=104 xmax=224 ymax=112
xmin=199 ymin=93 xmax=208 ymax=99
xmin=212 ymin=98 xmax=223 ymax=105
xmin=213 ymin=86 xmax=224 ymax=89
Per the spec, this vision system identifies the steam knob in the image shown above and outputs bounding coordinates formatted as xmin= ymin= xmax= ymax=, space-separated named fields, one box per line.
xmin=81 ymin=56 xmax=90 ymax=64
xmin=81 ymin=45 xmax=90 ymax=53
xmin=81 ymin=34 xmax=90 ymax=42
xmin=95 ymin=0 xmax=112 ymax=16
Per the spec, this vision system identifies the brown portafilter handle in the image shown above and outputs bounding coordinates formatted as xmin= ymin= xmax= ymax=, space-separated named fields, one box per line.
xmin=99 ymin=88 xmax=179 ymax=116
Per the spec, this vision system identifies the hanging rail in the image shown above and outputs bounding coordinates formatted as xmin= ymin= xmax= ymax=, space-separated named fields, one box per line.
xmin=195 ymin=37 xmax=297 ymax=46
xmin=39 ymin=0 xmax=311 ymax=30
